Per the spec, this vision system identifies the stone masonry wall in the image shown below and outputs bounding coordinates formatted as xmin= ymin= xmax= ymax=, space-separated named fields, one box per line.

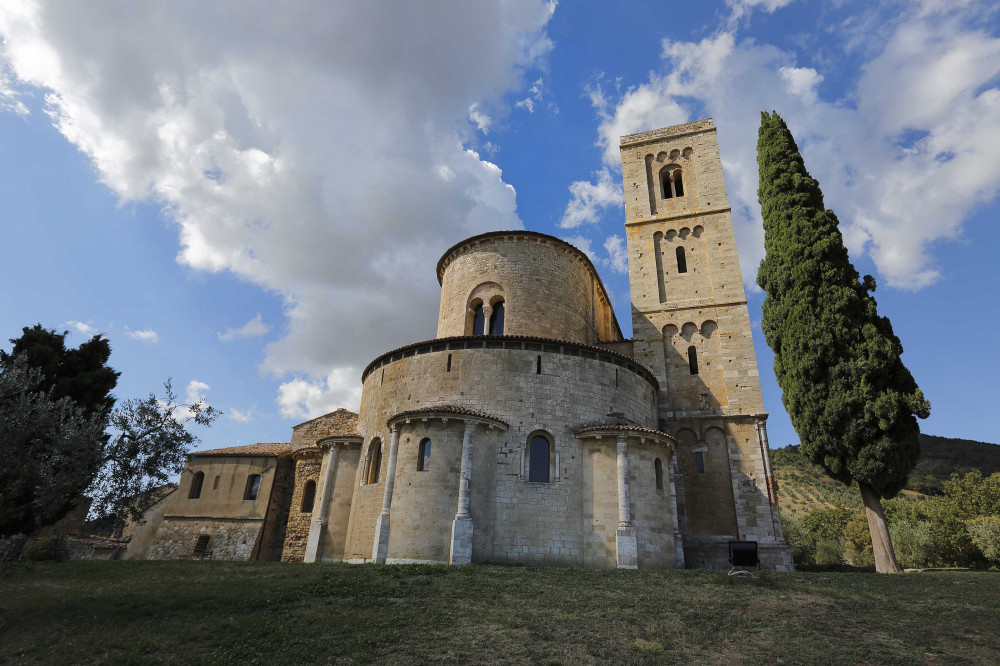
xmin=344 ymin=342 xmax=658 ymax=565
xmin=436 ymin=233 xmax=619 ymax=344
xmin=281 ymin=455 xmax=322 ymax=562
xmin=146 ymin=518 xmax=264 ymax=561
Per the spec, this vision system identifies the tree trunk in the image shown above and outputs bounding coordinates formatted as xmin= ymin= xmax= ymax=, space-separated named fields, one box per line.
xmin=858 ymin=481 xmax=902 ymax=573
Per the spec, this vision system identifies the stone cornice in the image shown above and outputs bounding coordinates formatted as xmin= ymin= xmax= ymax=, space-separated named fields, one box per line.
xmin=624 ymin=206 xmax=732 ymax=228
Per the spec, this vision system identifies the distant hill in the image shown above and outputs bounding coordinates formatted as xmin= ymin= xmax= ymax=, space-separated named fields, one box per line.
xmin=772 ymin=434 xmax=1000 ymax=516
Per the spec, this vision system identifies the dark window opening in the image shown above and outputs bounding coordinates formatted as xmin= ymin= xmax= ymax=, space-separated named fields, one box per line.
xmin=489 ymin=300 xmax=505 ymax=335
xmin=662 ymin=172 xmax=673 ymax=199
xmin=446 ymin=353 xmax=452 ymax=372
xmin=212 ymin=475 xmax=220 ymax=490
xmin=676 ymin=246 xmax=688 ymax=273
xmin=301 ymin=480 xmax=316 ymax=513
xmin=695 ymin=451 xmax=705 ymax=473
xmin=528 ymin=435 xmax=550 ymax=483
xmin=418 ymin=438 xmax=432 ymax=472
xmin=365 ymin=440 xmax=382 ymax=485
xmin=472 ymin=304 xmax=485 ymax=335
xmin=243 ymin=474 xmax=262 ymax=500
xmin=380 ymin=368 xmax=384 ymax=385
xmin=655 ymin=458 xmax=664 ymax=490
xmin=674 ymin=171 xmax=684 ymax=197
xmin=536 ymin=355 xmax=542 ymax=374
xmin=189 ymin=471 xmax=204 ymax=499
xmin=193 ymin=534 xmax=211 ymax=557
xmin=688 ymin=345 xmax=699 ymax=375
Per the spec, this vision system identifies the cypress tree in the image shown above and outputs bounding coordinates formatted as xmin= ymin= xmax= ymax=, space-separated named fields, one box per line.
xmin=756 ymin=111 xmax=930 ymax=573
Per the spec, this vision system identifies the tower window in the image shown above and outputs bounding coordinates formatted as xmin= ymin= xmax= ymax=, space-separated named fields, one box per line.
xmin=674 ymin=170 xmax=684 ymax=197
xmin=418 ymin=438 xmax=432 ymax=472
xmin=527 ymin=435 xmax=550 ymax=483
xmin=688 ymin=346 xmax=699 ymax=375
xmin=301 ymin=480 xmax=316 ymax=513
xmin=364 ymin=439 xmax=382 ymax=485
xmin=243 ymin=474 xmax=262 ymax=500
xmin=189 ymin=471 xmax=204 ymax=499
xmin=661 ymin=167 xmax=685 ymax=199
xmin=655 ymin=458 xmax=664 ymax=491
xmin=446 ymin=353 xmax=452 ymax=372
xmin=489 ymin=300 xmax=505 ymax=335
xmin=695 ymin=451 xmax=705 ymax=473
xmin=676 ymin=246 xmax=688 ymax=273
xmin=472 ymin=304 xmax=485 ymax=336
xmin=536 ymin=355 xmax=542 ymax=374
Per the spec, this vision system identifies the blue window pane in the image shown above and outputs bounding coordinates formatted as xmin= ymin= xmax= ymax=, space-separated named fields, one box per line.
xmin=472 ymin=304 xmax=485 ymax=335
xmin=489 ymin=301 xmax=505 ymax=335
xmin=528 ymin=436 xmax=549 ymax=483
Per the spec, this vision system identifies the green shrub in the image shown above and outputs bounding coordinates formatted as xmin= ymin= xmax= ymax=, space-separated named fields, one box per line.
xmin=968 ymin=516 xmax=1000 ymax=565
xmin=24 ymin=537 xmax=68 ymax=562
xmin=781 ymin=513 xmax=813 ymax=565
xmin=813 ymin=538 xmax=845 ymax=567
xmin=843 ymin=512 xmax=873 ymax=567
xmin=890 ymin=520 xmax=934 ymax=569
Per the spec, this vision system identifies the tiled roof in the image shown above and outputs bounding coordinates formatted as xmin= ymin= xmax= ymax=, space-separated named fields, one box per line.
xmin=361 ymin=335 xmax=658 ymax=390
xmin=388 ymin=405 xmax=509 ymax=428
xmin=193 ymin=442 xmax=292 ymax=458
xmin=575 ymin=424 xmax=676 ymax=441
xmin=292 ymin=408 xmax=361 ymax=438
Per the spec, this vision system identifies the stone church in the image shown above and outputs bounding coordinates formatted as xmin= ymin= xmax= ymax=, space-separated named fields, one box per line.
xmin=134 ymin=119 xmax=793 ymax=570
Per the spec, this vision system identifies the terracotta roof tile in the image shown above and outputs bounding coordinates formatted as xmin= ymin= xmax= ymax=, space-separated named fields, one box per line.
xmin=388 ymin=404 xmax=509 ymax=428
xmin=575 ymin=424 xmax=676 ymax=441
xmin=193 ymin=442 xmax=292 ymax=458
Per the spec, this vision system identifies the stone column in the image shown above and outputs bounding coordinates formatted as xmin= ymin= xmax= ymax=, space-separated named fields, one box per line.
xmin=615 ymin=436 xmax=638 ymax=569
xmin=450 ymin=420 xmax=476 ymax=565
xmin=669 ymin=451 xmax=685 ymax=568
xmin=304 ymin=444 xmax=339 ymax=563
xmin=372 ymin=425 xmax=400 ymax=564
xmin=481 ymin=304 xmax=492 ymax=335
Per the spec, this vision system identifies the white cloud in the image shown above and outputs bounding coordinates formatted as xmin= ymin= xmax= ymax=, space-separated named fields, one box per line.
xmin=228 ymin=406 xmax=256 ymax=423
xmin=561 ymin=235 xmax=597 ymax=261
xmin=727 ymin=0 xmax=796 ymax=25
xmin=277 ymin=367 xmax=362 ymax=419
xmin=468 ymin=103 xmax=493 ymax=134
xmin=64 ymin=320 xmax=96 ymax=336
xmin=125 ymin=328 xmax=159 ymax=343
xmin=0 ymin=68 xmax=28 ymax=116
xmin=218 ymin=313 xmax=271 ymax=342
xmin=560 ymin=168 xmax=623 ymax=228
xmin=516 ymin=77 xmax=554 ymax=114
xmin=590 ymin=2 xmax=1000 ymax=290
xmin=0 ymin=1 xmax=554 ymax=415
xmin=185 ymin=379 xmax=210 ymax=406
xmin=604 ymin=234 xmax=628 ymax=274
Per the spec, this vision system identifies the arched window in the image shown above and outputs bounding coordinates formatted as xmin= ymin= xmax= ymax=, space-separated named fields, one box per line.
xmin=674 ymin=170 xmax=684 ymax=197
xmin=489 ymin=300 xmax=505 ymax=335
xmin=695 ymin=451 xmax=705 ymax=473
xmin=364 ymin=439 xmax=382 ymax=485
xmin=244 ymin=474 xmax=262 ymax=500
xmin=527 ymin=435 xmax=550 ymax=483
xmin=688 ymin=346 xmax=699 ymax=375
xmin=212 ymin=475 xmax=220 ymax=490
xmin=655 ymin=458 xmax=664 ymax=491
xmin=662 ymin=171 xmax=674 ymax=199
xmin=472 ymin=303 xmax=485 ymax=336
xmin=417 ymin=438 xmax=432 ymax=472
xmin=661 ymin=167 xmax=685 ymax=199
xmin=301 ymin=480 xmax=316 ymax=513
xmin=189 ymin=471 xmax=205 ymax=499
xmin=676 ymin=246 xmax=688 ymax=273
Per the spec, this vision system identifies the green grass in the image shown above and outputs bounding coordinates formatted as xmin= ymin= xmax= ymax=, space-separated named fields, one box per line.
xmin=2 ymin=561 xmax=998 ymax=665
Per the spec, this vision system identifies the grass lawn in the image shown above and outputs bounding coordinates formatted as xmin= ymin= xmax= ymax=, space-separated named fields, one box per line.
xmin=1 ymin=561 xmax=998 ymax=664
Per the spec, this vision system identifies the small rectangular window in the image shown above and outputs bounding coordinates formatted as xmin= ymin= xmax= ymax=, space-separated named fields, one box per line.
xmin=446 ymin=353 xmax=452 ymax=372
xmin=536 ymin=355 xmax=542 ymax=374
xmin=193 ymin=534 xmax=211 ymax=557
xmin=244 ymin=474 xmax=262 ymax=500
xmin=695 ymin=451 xmax=705 ymax=473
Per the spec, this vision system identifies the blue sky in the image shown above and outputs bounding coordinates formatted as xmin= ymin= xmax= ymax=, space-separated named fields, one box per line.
xmin=1 ymin=0 xmax=998 ymax=456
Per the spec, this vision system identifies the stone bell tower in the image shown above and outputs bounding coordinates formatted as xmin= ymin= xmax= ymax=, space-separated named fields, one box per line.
xmin=619 ymin=119 xmax=792 ymax=570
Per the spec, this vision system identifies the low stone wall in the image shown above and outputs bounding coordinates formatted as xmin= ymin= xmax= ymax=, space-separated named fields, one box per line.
xmin=683 ymin=535 xmax=794 ymax=571
xmin=147 ymin=517 xmax=264 ymax=560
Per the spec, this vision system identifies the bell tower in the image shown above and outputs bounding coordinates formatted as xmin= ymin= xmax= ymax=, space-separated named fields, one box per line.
xmin=619 ymin=119 xmax=791 ymax=570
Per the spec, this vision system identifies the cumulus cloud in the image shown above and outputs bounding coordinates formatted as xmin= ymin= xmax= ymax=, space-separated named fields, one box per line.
xmin=561 ymin=234 xmax=597 ymax=261
xmin=588 ymin=2 xmax=1000 ymax=290
xmin=727 ymin=0 xmax=797 ymax=24
xmin=0 ymin=68 xmax=28 ymax=116
xmin=560 ymin=168 xmax=623 ymax=228
xmin=604 ymin=234 xmax=628 ymax=274
xmin=185 ymin=379 xmax=210 ymax=406
xmin=277 ymin=367 xmax=363 ymax=420
xmin=125 ymin=327 xmax=159 ymax=343
xmin=0 ymin=1 xmax=554 ymax=415
xmin=228 ymin=406 xmax=256 ymax=423
xmin=63 ymin=320 xmax=96 ymax=336
xmin=218 ymin=313 xmax=270 ymax=342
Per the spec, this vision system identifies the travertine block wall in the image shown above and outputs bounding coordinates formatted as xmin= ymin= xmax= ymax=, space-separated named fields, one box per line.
xmin=147 ymin=518 xmax=262 ymax=561
xmin=281 ymin=455 xmax=321 ymax=562
xmin=436 ymin=233 xmax=620 ymax=344
xmin=316 ymin=444 xmax=361 ymax=561
xmin=343 ymin=341 xmax=659 ymax=565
